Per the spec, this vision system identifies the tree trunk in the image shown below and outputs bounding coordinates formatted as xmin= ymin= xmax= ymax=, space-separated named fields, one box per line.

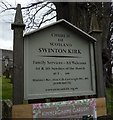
xmin=55 ymin=2 xmax=90 ymax=33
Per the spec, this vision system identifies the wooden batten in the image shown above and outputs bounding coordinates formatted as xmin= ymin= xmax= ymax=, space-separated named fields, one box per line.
xmin=12 ymin=98 xmax=107 ymax=118
xmin=96 ymin=98 xmax=107 ymax=117
xmin=12 ymin=104 xmax=32 ymax=118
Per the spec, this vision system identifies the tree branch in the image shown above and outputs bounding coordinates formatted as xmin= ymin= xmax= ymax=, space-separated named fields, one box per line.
xmin=0 ymin=1 xmax=56 ymax=32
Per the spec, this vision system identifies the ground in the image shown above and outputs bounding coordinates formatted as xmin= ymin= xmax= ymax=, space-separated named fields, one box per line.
xmin=2 ymin=76 xmax=12 ymax=100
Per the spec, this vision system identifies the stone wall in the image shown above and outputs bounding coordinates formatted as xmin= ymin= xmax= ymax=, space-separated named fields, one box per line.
xmin=2 ymin=100 xmax=12 ymax=118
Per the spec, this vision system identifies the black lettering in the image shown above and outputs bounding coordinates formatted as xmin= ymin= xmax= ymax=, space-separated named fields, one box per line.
xmin=38 ymin=48 xmax=81 ymax=54
xmin=68 ymin=49 xmax=72 ymax=53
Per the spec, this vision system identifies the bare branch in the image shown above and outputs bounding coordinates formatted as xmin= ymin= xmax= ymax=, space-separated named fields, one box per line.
xmin=0 ymin=1 xmax=16 ymax=13
xmin=0 ymin=1 xmax=56 ymax=32
xmin=21 ymin=1 xmax=54 ymax=10
xmin=22 ymin=2 xmax=56 ymax=32
xmin=38 ymin=15 xmax=56 ymax=28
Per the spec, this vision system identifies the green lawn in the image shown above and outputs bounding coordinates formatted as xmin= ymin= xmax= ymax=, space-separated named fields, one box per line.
xmin=0 ymin=77 xmax=2 ymax=99
xmin=1 ymin=76 xmax=28 ymax=103
xmin=106 ymin=87 xmax=113 ymax=115
xmin=2 ymin=76 xmax=13 ymax=100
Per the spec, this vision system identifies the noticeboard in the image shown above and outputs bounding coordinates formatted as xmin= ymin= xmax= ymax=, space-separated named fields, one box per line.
xmin=32 ymin=98 xmax=97 ymax=118
xmin=24 ymin=19 xmax=96 ymax=100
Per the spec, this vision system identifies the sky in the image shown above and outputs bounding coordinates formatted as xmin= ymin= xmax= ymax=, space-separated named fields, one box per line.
xmin=0 ymin=0 xmax=33 ymax=50
xmin=0 ymin=0 xmax=56 ymax=50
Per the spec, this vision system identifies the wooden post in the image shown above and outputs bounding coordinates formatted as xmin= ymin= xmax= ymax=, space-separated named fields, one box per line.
xmin=11 ymin=4 xmax=25 ymax=104
xmin=89 ymin=13 xmax=105 ymax=97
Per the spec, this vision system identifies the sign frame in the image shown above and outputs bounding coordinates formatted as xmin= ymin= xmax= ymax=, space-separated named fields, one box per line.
xmin=24 ymin=19 xmax=96 ymax=100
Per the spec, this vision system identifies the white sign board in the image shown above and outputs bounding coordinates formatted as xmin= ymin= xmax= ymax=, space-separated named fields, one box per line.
xmin=24 ymin=20 xmax=96 ymax=100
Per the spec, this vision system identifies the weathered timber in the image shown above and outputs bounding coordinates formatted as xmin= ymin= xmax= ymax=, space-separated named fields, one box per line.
xmin=89 ymin=13 xmax=105 ymax=97
xmin=12 ymin=98 xmax=107 ymax=118
xmin=11 ymin=4 xmax=25 ymax=104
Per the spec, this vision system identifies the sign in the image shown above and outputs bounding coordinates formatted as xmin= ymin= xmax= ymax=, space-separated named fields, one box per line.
xmin=12 ymin=98 xmax=107 ymax=118
xmin=32 ymin=98 xmax=97 ymax=118
xmin=24 ymin=19 xmax=96 ymax=100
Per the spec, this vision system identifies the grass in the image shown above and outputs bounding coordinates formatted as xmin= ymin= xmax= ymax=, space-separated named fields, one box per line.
xmin=1 ymin=76 xmax=28 ymax=104
xmin=0 ymin=77 xmax=2 ymax=99
xmin=106 ymin=87 xmax=113 ymax=116
xmin=2 ymin=76 xmax=13 ymax=100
